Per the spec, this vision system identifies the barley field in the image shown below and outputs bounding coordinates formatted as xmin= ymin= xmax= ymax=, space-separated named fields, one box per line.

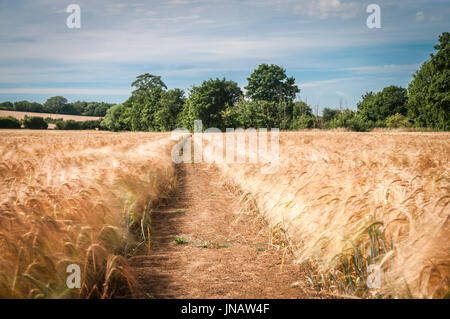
xmin=0 ymin=130 xmax=181 ymax=298
xmin=204 ymin=131 xmax=450 ymax=298
xmin=0 ymin=130 xmax=448 ymax=299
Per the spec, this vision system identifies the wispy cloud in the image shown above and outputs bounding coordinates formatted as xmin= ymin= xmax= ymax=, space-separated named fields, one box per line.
xmin=341 ymin=64 xmax=420 ymax=74
xmin=415 ymin=11 xmax=425 ymax=22
xmin=0 ymin=88 xmax=131 ymax=95
xmin=249 ymin=0 xmax=362 ymax=19
xmin=0 ymin=0 xmax=448 ymax=108
xmin=297 ymin=77 xmax=360 ymax=88
xmin=294 ymin=0 xmax=361 ymax=19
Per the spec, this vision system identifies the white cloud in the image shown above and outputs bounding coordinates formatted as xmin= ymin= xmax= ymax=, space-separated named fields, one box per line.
xmin=415 ymin=11 xmax=425 ymax=22
xmin=1 ymin=0 xmax=449 ymax=107
xmin=297 ymin=77 xmax=360 ymax=88
xmin=430 ymin=15 xmax=443 ymax=22
xmin=0 ymin=88 xmax=131 ymax=95
xmin=341 ymin=64 xmax=420 ymax=74
xmin=0 ymin=30 xmax=357 ymax=65
xmin=249 ymin=0 xmax=361 ymax=19
xmin=294 ymin=0 xmax=361 ymax=19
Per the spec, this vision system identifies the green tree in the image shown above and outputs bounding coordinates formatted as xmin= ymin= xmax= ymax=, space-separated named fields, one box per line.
xmin=291 ymin=101 xmax=315 ymax=129
xmin=55 ymin=120 xmax=80 ymax=130
xmin=231 ymin=100 xmax=278 ymax=129
xmin=0 ymin=117 xmax=21 ymax=129
xmin=386 ymin=113 xmax=411 ymax=129
xmin=357 ymin=86 xmax=408 ymax=123
xmin=244 ymin=64 xmax=300 ymax=128
xmin=101 ymin=104 xmax=131 ymax=131
xmin=291 ymin=115 xmax=315 ymax=129
xmin=79 ymin=120 xmax=102 ymax=130
xmin=322 ymin=108 xmax=341 ymax=122
xmin=154 ymin=89 xmax=185 ymax=131
xmin=69 ymin=101 xmax=88 ymax=115
xmin=83 ymin=102 xmax=113 ymax=116
xmin=328 ymin=109 xmax=371 ymax=132
xmin=28 ymin=102 xmax=46 ymax=113
xmin=14 ymin=101 xmax=46 ymax=113
xmin=44 ymin=96 xmax=68 ymax=114
xmin=129 ymin=73 xmax=167 ymax=131
xmin=407 ymin=32 xmax=450 ymax=130
xmin=14 ymin=101 xmax=32 ymax=112
xmin=292 ymin=101 xmax=313 ymax=117
xmin=245 ymin=64 xmax=299 ymax=104
xmin=180 ymin=78 xmax=242 ymax=130
xmin=0 ymin=102 xmax=14 ymax=110
xmin=23 ymin=116 xmax=48 ymax=129
xmin=60 ymin=103 xmax=79 ymax=115
xmin=55 ymin=119 xmax=101 ymax=130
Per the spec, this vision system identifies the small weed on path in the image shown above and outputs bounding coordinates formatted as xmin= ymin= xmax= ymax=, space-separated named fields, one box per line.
xmin=173 ymin=237 xmax=189 ymax=245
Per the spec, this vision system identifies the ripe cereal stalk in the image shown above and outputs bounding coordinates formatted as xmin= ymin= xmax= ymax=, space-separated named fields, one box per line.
xmin=0 ymin=130 xmax=185 ymax=298
xmin=203 ymin=131 xmax=449 ymax=298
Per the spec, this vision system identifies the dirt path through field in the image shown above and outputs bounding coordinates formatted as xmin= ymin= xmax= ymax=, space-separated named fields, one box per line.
xmin=130 ymin=163 xmax=315 ymax=298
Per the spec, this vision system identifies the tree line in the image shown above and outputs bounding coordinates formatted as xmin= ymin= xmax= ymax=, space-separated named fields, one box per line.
xmin=0 ymin=115 xmax=102 ymax=130
xmin=1 ymin=32 xmax=448 ymax=132
xmin=0 ymin=97 xmax=113 ymax=117
xmin=101 ymin=32 xmax=448 ymax=132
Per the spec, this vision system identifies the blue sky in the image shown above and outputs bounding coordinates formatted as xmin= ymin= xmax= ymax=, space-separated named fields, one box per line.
xmin=0 ymin=0 xmax=449 ymax=113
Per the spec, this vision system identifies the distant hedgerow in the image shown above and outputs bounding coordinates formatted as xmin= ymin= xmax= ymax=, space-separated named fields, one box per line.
xmin=0 ymin=116 xmax=21 ymax=129
xmin=23 ymin=116 xmax=48 ymax=130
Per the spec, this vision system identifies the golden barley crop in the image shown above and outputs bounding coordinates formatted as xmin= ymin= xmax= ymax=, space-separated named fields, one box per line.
xmin=0 ymin=130 xmax=184 ymax=298
xmin=203 ymin=131 xmax=450 ymax=298
xmin=1 ymin=129 xmax=448 ymax=299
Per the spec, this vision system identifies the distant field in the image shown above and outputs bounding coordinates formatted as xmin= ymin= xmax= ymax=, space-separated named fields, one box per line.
xmin=0 ymin=110 xmax=103 ymax=122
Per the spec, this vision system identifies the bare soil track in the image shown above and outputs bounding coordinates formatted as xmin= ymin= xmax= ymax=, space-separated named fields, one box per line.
xmin=131 ymin=163 xmax=315 ymax=299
